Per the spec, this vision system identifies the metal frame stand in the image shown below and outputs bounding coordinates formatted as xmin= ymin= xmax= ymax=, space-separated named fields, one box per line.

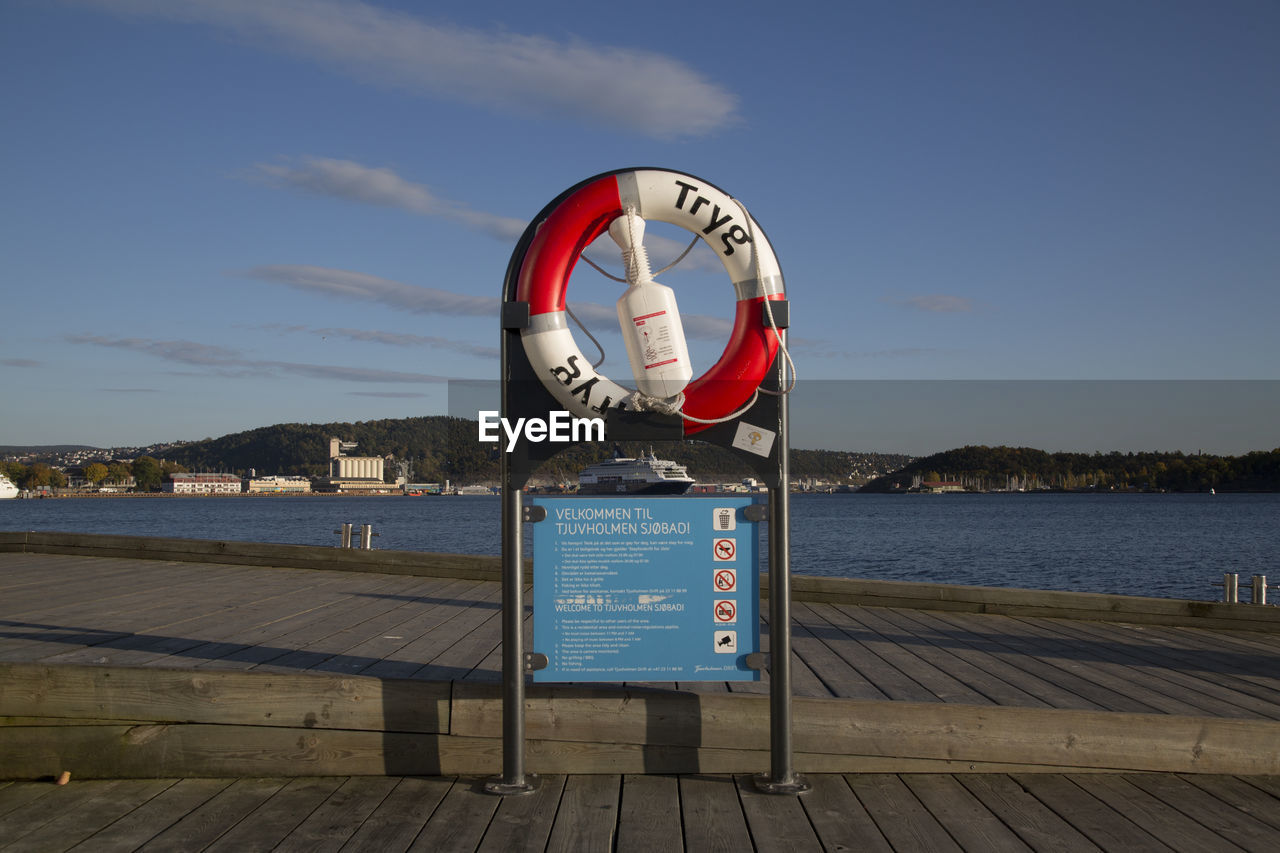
xmin=486 ymin=170 xmax=807 ymax=795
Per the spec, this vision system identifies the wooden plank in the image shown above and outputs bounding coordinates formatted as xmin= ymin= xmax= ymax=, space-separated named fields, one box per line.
xmin=796 ymin=773 xmax=892 ymax=852
xmin=134 ymin=778 xmax=289 ymax=852
xmin=0 ymin=561 xmax=395 ymax=667
xmin=1123 ymin=773 xmax=1277 ymax=852
xmin=0 ymin=662 xmax=450 ymax=734
xmin=862 ymin=605 xmax=1074 ymax=708
xmin=679 ymin=775 xmax=754 ymax=853
xmin=409 ymin=778 xmax=502 ymax=852
xmin=189 ymin=573 xmax=444 ymax=671
xmin=0 ymin=777 xmax=60 ymax=819
xmin=900 ymin=774 xmax=1034 ymax=852
xmin=842 ymin=604 xmax=1042 ymax=706
xmin=786 ymin=607 xmax=888 ymax=700
xmin=264 ymin=776 xmax=400 ymax=853
xmin=1038 ymin=617 xmax=1280 ymax=716
xmin=956 ymin=775 xmax=1102 ymax=852
xmin=1237 ymin=775 xmax=1280 ymax=799
xmin=819 ymin=601 xmax=1004 ymax=703
xmin=617 ymin=775 xmax=683 ymax=852
xmin=409 ymin=608 xmax=504 ymax=682
xmin=1009 ymin=774 xmax=1175 ymax=851
xmin=231 ymin=576 xmax=463 ymax=674
xmin=307 ymin=578 xmax=493 ymax=676
xmin=0 ymin=558 xmax=220 ymax=617
xmin=1178 ymin=774 xmax=1280 ymax=832
xmin=466 ymin=607 xmax=531 ymax=684
xmin=0 ymin=779 xmax=175 ymax=853
xmin=1011 ymin=615 xmax=1280 ymax=720
xmin=842 ymin=774 xmax=964 ymax=851
xmin=1063 ymin=774 xmax=1247 ymax=853
xmin=734 ymin=775 xmax=823 ymax=853
xmin=476 ymin=774 xmax=567 ymax=853
xmin=787 ymin=571 xmax=1280 ymax=632
xmin=920 ymin=609 xmax=1207 ymax=715
xmin=0 ymin=724 xmax=474 ymax=779
xmin=327 ymin=776 xmax=453 ymax=851
xmin=757 ymin=610 xmax=837 ymax=700
xmin=792 ymin=603 xmax=941 ymax=702
xmin=203 ymin=776 xmax=348 ymax=853
xmin=12 ymin=537 xmax=1280 ymax=631
xmin=0 ymin=778 xmax=130 ymax=843
xmin=998 ymin=615 xmax=1267 ymax=719
xmin=881 ymin=606 xmax=1109 ymax=711
xmin=65 ymin=779 xmax=237 ymax=853
xmin=453 ymin=682 xmax=1280 ymax=773
xmin=545 ymin=774 xmax=620 ymax=853
xmin=13 ymin=532 xmax=516 ymax=582
xmin=360 ymin=582 xmax=504 ymax=680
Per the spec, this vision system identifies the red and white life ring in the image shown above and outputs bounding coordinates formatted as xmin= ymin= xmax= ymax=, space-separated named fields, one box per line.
xmin=515 ymin=168 xmax=785 ymax=435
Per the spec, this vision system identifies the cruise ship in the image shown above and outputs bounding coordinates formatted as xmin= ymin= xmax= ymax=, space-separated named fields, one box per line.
xmin=578 ymin=447 xmax=695 ymax=495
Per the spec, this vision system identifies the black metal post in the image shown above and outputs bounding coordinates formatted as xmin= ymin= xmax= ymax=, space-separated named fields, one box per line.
xmin=484 ymin=320 xmax=538 ymax=796
xmin=756 ymin=328 xmax=809 ymax=794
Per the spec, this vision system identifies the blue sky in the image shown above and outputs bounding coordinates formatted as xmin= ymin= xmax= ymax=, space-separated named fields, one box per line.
xmin=2 ymin=0 xmax=1277 ymax=454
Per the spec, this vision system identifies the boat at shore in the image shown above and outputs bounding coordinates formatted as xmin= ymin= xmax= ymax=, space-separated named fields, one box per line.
xmin=578 ymin=447 xmax=695 ymax=495
xmin=0 ymin=475 xmax=18 ymax=500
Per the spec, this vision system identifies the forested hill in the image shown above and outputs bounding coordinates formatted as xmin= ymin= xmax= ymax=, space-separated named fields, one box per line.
xmin=860 ymin=445 xmax=1280 ymax=493
xmin=160 ymin=416 xmax=910 ymax=486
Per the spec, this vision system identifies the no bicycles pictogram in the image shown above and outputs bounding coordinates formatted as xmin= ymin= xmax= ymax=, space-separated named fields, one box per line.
xmin=713 ymin=538 xmax=736 ymax=562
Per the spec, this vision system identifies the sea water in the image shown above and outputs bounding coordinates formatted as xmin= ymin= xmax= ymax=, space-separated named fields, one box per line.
xmin=3 ymin=492 xmax=1276 ymax=601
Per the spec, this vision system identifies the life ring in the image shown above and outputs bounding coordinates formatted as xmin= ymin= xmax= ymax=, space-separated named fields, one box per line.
xmin=514 ymin=168 xmax=785 ymax=435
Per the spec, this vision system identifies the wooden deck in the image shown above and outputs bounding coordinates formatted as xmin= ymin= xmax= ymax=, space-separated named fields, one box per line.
xmin=3 ymin=542 xmax=1280 ymax=780
xmin=4 ymin=772 xmax=1280 ymax=851
xmin=3 ymin=536 xmax=1280 ymax=848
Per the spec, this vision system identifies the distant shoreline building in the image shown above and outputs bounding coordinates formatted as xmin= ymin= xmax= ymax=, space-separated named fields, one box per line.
xmin=164 ymin=473 xmax=242 ymax=494
xmin=322 ymin=437 xmax=386 ymax=492
xmin=246 ymin=475 xmax=311 ymax=494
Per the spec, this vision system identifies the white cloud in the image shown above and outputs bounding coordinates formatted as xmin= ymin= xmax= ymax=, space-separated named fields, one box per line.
xmin=254 ymin=158 xmax=527 ymax=241
xmin=83 ymin=0 xmax=738 ymax=138
xmin=259 ymin=323 xmax=500 ymax=359
xmin=253 ymin=158 xmax=732 ymax=276
xmin=243 ymin=264 xmax=733 ymax=340
xmin=67 ymin=333 xmax=455 ymax=383
xmin=245 ymin=265 xmax=497 ymax=316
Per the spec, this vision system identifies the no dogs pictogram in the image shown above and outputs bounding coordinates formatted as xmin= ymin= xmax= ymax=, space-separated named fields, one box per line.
xmin=712 ymin=538 xmax=736 ymax=562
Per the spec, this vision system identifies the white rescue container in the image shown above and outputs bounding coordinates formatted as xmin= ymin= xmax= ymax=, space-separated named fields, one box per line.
xmin=609 ymin=211 xmax=693 ymax=400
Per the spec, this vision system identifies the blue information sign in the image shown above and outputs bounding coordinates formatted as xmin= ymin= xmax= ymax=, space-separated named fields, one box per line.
xmin=531 ymin=496 xmax=762 ymax=682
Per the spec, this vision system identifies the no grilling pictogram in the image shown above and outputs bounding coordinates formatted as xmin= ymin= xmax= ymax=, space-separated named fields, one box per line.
xmin=714 ymin=600 xmax=737 ymax=623
xmin=713 ymin=538 xmax=736 ymax=562
xmin=714 ymin=569 xmax=737 ymax=592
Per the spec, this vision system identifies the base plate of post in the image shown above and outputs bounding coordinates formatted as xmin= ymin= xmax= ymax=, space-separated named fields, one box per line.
xmin=483 ymin=774 xmax=541 ymax=796
xmin=753 ymin=772 xmax=812 ymax=795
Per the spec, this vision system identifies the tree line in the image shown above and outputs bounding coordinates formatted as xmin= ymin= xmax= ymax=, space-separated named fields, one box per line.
xmin=860 ymin=445 xmax=1280 ymax=493
xmin=3 ymin=456 xmax=188 ymax=492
